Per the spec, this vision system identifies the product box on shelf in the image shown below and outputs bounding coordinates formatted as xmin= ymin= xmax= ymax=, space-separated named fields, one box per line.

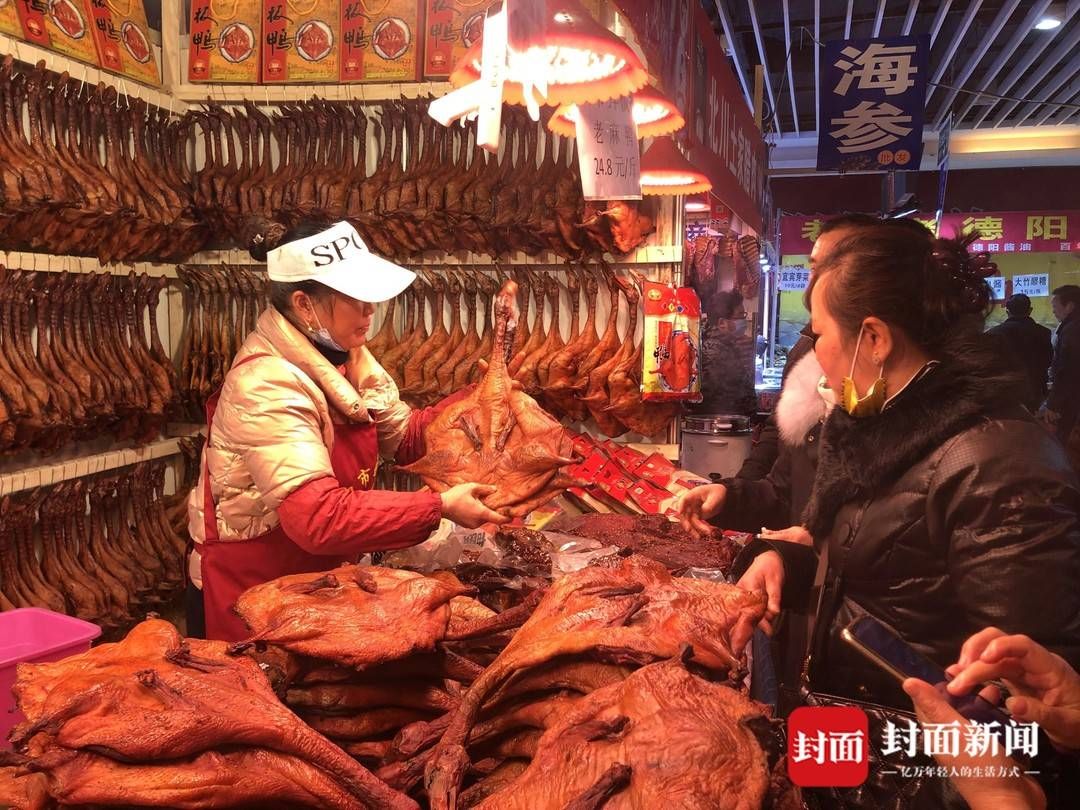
xmin=421 ymin=0 xmax=490 ymax=79
xmin=14 ymin=0 xmax=101 ymax=68
xmin=188 ymin=0 xmax=262 ymax=83
xmin=87 ymin=0 xmax=159 ymax=85
xmin=340 ymin=0 xmax=421 ymax=82
xmin=261 ymin=0 xmax=340 ymax=83
xmin=0 ymin=0 xmax=22 ymax=39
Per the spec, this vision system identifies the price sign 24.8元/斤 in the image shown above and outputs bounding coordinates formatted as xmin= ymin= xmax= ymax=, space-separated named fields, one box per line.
xmin=575 ymin=98 xmax=642 ymax=201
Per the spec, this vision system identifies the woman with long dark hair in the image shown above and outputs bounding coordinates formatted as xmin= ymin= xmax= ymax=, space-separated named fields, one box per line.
xmin=730 ymin=226 xmax=1080 ymax=805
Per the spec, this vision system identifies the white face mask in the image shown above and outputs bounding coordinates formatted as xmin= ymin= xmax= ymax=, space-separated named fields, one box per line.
xmin=310 ymin=308 xmax=347 ymax=353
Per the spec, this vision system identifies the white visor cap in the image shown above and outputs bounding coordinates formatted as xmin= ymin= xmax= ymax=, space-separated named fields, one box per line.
xmin=266 ymin=221 xmax=416 ymax=303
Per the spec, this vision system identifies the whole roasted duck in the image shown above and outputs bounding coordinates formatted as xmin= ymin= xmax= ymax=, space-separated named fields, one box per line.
xmin=399 ymin=280 xmax=580 ymax=517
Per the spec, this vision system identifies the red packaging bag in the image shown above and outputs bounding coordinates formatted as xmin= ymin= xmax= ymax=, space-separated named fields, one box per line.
xmin=642 ymin=280 xmax=702 ymax=402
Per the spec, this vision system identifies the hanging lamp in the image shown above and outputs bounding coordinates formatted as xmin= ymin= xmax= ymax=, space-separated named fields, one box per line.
xmin=548 ymin=83 xmax=685 ymax=138
xmin=639 ymin=137 xmax=712 ymax=196
xmin=449 ymin=0 xmax=648 ymax=109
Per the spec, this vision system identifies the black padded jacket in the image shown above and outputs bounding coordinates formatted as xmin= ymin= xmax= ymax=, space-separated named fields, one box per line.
xmin=732 ymin=355 xmax=1080 ymax=711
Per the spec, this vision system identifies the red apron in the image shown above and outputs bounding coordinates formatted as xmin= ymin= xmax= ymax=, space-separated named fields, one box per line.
xmin=199 ymin=356 xmax=380 ymax=641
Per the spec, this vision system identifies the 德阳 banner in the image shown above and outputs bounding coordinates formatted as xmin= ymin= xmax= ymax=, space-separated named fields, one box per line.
xmin=817 ymin=35 xmax=929 ymax=172
xmin=780 ymin=211 xmax=1080 ymax=257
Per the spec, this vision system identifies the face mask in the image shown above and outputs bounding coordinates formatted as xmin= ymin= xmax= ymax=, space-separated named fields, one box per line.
xmin=309 ymin=308 xmax=347 ymax=353
xmin=840 ymin=324 xmax=886 ymax=418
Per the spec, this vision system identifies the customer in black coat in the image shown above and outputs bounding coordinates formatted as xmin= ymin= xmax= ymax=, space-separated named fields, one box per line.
xmin=987 ymin=293 xmax=1052 ymax=412
xmin=726 ymin=227 xmax=1080 ymax=715
xmin=690 ymin=349 xmax=829 ymax=533
xmin=736 ymin=213 xmax=881 ymax=481
xmin=1043 ymin=284 xmax=1080 ymax=444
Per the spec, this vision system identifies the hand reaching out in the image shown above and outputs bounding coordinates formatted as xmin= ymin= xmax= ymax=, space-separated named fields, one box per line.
xmin=674 ymin=484 xmax=725 ymax=538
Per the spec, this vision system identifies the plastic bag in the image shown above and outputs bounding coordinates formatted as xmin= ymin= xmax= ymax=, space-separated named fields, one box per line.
xmin=679 ymin=567 xmax=733 ymax=584
xmin=548 ymin=540 xmax=623 ymax=575
xmin=379 ymin=519 xmax=464 ymax=572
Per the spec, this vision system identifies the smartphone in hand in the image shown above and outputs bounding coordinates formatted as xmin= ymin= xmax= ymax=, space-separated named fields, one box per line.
xmin=841 ymin=615 xmax=1011 ymax=726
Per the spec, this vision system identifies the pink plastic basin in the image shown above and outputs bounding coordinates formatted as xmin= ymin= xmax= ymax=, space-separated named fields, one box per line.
xmin=0 ymin=608 xmax=102 ymax=749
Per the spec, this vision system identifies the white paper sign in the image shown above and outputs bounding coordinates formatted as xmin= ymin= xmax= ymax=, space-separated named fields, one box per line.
xmin=477 ymin=3 xmax=508 ymax=154
xmin=1011 ymin=273 xmax=1050 ymax=298
xmin=987 ymin=277 xmax=1006 ymax=301
xmin=575 ymin=98 xmax=642 ymax=201
xmin=777 ymin=266 xmax=811 ymax=292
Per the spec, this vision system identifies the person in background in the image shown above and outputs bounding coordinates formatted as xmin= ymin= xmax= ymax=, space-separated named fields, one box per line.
xmin=187 ymin=220 xmax=507 ymax=641
xmin=905 ymin=628 xmax=1080 ymax=810
xmin=735 ymin=213 xmax=879 ymax=480
xmin=1042 ymin=285 xmax=1080 ymax=444
xmin=988 ymin=293 xmax=1052 ymax=412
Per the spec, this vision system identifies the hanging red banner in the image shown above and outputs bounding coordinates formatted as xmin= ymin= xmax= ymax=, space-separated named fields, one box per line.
xmin=613 ymin=0 xmax=767 ymax=233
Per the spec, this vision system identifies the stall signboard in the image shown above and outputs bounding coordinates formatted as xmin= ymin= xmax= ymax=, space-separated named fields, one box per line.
xmin=816 ymin=35 xmax=929 ymax=172
xmin=1 ymin=1 xmax=22 ymax=38
xmin=15 ymin=0 xmax=101 ymax=68
xmin=188 ymin=0 xmax=262 ymax=83
xmin=86 ymin=0 xmax=159 ymax=85
xmin=340 ymin=0 xmax=421 ymax=82
xmin=1012 ymin=273 xmax=1050 ymax=298
xmin=614 ymin=0 xmax=766 ymax=233
xmin=261 ymin=0 xmax=340 ymax=83
xmin=780 ymin=212 xmax=1080 ymax=256
xmin=949 ymin=212 xmax=1078 ymax=255
xmin=422 ymin=0 xmax=491 ymax=79
xmin=986 ymin=277 xmax=1005 ymax=300
xmin=575 ymin=97 xmax=641 ymax=200
xmin=777 ymin=267 xmax=810 ymax=292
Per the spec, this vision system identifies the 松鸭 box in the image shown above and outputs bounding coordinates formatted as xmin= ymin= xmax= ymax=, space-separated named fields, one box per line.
xmin=188 ymin=0 xmax=262 ymax=83
xmin=262 ymin=0 xmax=340 ymax=83
xmin=14 ymin=0 xmax=101 ymax=68
xmin=0 ymin=0 xmax=22 ymax=39
xmin=86 ymin=0 xmax=160 ymax=85
xmin=340 ymin=0 xmax=421 ymax=83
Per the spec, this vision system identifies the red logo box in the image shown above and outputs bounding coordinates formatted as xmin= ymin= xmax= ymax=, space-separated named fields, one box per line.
xmin=787 ymin=707 xmax=870 ymax=787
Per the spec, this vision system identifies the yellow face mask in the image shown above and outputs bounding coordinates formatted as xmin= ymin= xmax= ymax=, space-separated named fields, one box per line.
xmin=840 ymin=325 xmax=886 ymax=418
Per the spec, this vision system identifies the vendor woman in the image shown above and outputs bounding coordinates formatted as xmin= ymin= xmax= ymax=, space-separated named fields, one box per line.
xmin=187 ymin=221 xmax=507 ymax=640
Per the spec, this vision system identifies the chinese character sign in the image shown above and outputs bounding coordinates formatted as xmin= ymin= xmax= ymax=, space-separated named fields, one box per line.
xmin=781 ymin=211 xmax=1078 ymax=257
xmin=789 ymin=707 xmax=1042 ymax=788
xmin=778 ymin=267 xmax=811 ymax=292
xmin=788 ymin=707 xmax=869 ymax=787
xmin=987 ymin=277 xmax=1006 ymax=301
xmin=1012 ymin=274 xmax=1050 ymax=298
xmin=575 ymin=98 xmax=642 ymax=201
xmin=818 ymin=36 xmax=929 ymax=172
xmin=613 ymin=0 xmax=766 ymax=232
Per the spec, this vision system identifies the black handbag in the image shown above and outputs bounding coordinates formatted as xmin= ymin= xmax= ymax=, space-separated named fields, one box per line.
xmin=794 ymin=508 xmax=966 ymax=809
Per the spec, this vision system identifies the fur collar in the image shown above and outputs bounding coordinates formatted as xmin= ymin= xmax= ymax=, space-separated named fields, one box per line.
xmin=776 ymin=353 xmax=828 ymax=446
xmin=801 ymin=352 xmax=1023 ymax=537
